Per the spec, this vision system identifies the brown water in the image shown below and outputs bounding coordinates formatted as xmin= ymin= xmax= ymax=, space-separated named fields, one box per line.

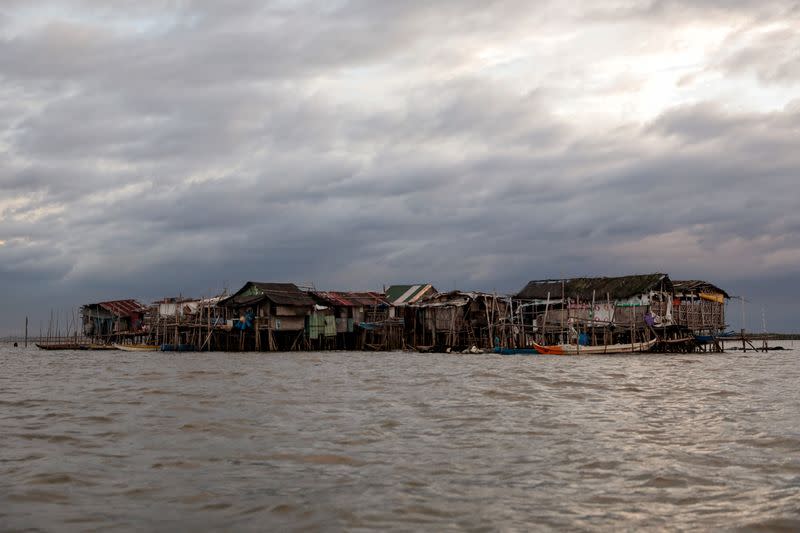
xmin=1 ymin=346 xmax=799 ymax=531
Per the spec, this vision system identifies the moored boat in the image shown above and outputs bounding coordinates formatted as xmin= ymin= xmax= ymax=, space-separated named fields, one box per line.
xmin=112 ymin=343 xmax=160 ymax=352
xmin=693 ymin=334 xmax=716 ymax=345
xmin=493 ymin=347 xmax=540 ymax=356
xmin=35 ymin=343 xmax=83 ymax=350
xmin=160 ymin=343 xmax=197 ymax=352
xmin=36 ymin=343 xmax=117 ymax=350
xmin=533 ymin=338 xmax=658 ymax=355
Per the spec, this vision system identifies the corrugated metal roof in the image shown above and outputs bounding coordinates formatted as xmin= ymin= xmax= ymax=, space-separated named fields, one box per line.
xmin=86 ymin=299 xmax=145 ymax=316
xmin=312 ymin=291 xmax=390 ymax=307
xmin=347 ymin=292 xmax=391 ymax=307
xmin=385 ymin=284 xmax=436 ymax=305
xmin=515 ymin=274 xmax=672 ymax=301
xmin=672 ymin=280 xmax=729 ymax=298
xmin=311 ymin=291 xmax=355 ymax=307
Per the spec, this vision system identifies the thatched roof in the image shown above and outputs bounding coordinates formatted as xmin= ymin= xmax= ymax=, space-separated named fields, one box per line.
xmin=219 ymin=282 xmax=315 ymax=307
xmin=412 ymin=290 xmax=496 ymax=308
xmin=515 ymin=274 xmax=672 ymax=301
xmin=672 ymin=280 xmax=729 ymax=298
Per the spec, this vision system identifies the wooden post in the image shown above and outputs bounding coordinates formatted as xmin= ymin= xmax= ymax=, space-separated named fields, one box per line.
xmin=174 ymin=297 xmax=179 ymax=348
xmin=590 ymin=290 xmax=596 ymax=347
xmin=560 ymin=281 xmax=566 ymax=344
xmin=607 ymin=293 xmax=612 ymax=346
xmin=24 ymin=316 xmax=28 ymax=348
xmin=543 ymin=292 xmax=551 ymax=345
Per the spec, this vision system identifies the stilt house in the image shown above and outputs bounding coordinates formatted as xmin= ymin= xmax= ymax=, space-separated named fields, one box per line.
xmin=309 ymin=291 xmax=392 ymax=349
xmin=218 ymin=282 xmax=315 ymax=350
xmin=668 ymin=280 xmax=729 ymax=335
xmin=81 ymin=299 xmax=146 ymax=340
xmin=406 ymin=291 xmax=510 ymax=351
xmin=514 ymin=274 xmax=674 ymax=347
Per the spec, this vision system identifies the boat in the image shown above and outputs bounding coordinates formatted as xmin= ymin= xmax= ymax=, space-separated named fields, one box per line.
xmin=532 ymin=338 xmax=658 ymax=355
xmin=35 ymin=343 xmax=83 ymax=350
xmin=37 ymin=342 xmax=122 ymax=351
xmin=160 ymin=343 xmax=196 ymax=352
xmin=693 ymin=334 xmax=718 ymax=345
xmin=112 ymin=343 xmax=160 ymax=352
xmin=493 ymin=347 xmax=540 ymax=356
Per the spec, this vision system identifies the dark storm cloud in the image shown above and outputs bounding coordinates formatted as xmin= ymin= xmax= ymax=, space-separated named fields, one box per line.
xmin=1 ymin=0 xmax=799 ymax=333
xmin=0 ymin=239 xmax=72 ymax=282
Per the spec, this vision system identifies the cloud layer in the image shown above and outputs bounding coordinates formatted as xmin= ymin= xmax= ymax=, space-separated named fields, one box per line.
xmin=2 ymin=0 xmax=799 ymax=332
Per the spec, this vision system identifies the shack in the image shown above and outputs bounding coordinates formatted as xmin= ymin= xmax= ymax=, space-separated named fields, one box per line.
xmin=669 ymin=280 xmax=729 ymax=338
xmin=81 ymin=299 xmax=146 ymax=343
xmin=147 ymin=296 xmax=226 ymax=350
xmin=406 ymin=291 xmax=511 ymax=352
xmin=514 ymin=274 xmax=674 ymax=349
xmin=218 ymin=282 xmax=315 ymax=351
xmin=309 ymin=291 xmax=393 ymax=349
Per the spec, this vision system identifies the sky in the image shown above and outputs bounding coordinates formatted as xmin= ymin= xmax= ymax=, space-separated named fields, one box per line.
xmin=1 ymin=0 xmax=799 ymax=334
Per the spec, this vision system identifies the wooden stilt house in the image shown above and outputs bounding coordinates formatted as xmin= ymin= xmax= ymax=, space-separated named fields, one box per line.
xmin=81 ymin=299 xmax=146 ymax=344
xmin=217 ymin=282 xmax=315 ymax=351
xmin=407 ymin=291 xmax=510 ymax=351
xmin=309 ymin=291 xmax=392 ymax=350
xmin=667 ymin=280 xmax=729 ymax=349
xmin=514 ymin=274 xmax=674 ymax=350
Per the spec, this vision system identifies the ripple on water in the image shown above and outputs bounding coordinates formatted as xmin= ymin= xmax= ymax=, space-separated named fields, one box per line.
xmin=27 ymin=473 xmax=97 ymax=487
xmin=1 ymin=348 xmax=799 ymax=531
xmin=8 ymin=489 xmax=70 ymax=503
xmin=481 ymin=389 xmax=533 ymax=401
xmin=266 ymin=453 xmax=366 ymax=466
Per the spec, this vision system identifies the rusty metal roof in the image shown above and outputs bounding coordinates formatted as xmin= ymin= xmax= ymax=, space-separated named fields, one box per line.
xmin=85 ymin=299 xmax=146 ymax=316
xmin=311 ymin=291 xmax=390 ymax=307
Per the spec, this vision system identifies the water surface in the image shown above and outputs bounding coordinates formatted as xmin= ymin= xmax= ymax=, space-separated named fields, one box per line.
xmin=1 ymin=346 xmax=799 ymax=531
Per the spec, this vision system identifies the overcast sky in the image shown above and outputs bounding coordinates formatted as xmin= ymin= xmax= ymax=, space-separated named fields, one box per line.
xmin=1 ymin=0 xmax=799 ymax=334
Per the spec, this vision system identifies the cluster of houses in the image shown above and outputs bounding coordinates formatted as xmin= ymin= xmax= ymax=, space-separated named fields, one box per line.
xmin=80 ymin=273 xmax=730 ymax=353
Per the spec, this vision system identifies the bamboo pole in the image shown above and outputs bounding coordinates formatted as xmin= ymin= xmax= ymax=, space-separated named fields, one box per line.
xmin=543 ymin=292 xmax=551 ymax=345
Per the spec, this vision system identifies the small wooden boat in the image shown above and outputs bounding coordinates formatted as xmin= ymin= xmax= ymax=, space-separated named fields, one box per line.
xmin=37 ymin=343 xmax=117 ymax=351
xmin=533 ymin=338 xmax=658 ymax=355
xmin=112 ymin=343 xmax=160 ymax=352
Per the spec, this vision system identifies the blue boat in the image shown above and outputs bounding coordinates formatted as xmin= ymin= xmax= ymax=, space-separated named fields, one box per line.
xmin=493 ymin=347 xmax=539 ymax=356
xmin=694 ymin=335 xmax=717 ymax=345
xmin=160 ymin=343 xmax=196 ymax=352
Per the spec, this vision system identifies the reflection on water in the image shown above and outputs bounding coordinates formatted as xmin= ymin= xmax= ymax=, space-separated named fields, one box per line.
xmin=1 ymin=347 xmax=799 ymax=531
